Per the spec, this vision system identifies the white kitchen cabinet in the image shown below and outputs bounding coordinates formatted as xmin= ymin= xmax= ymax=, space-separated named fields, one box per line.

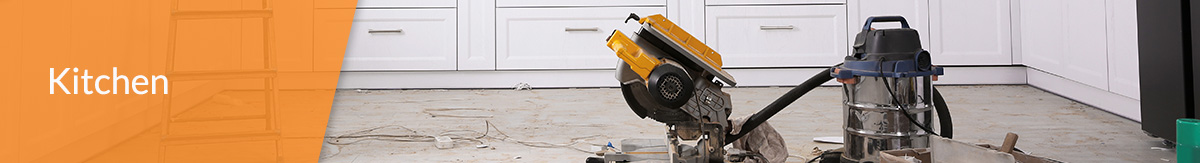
xmin=707 ymin=0 xmax=846 ymax=5
xmin=705 ymin=5 xmax=848 ymax=68
xmin=316 ymin=0 xmax=455 ymax=9
xmin=497 ymin=0 xmax=665 ymax=7
xmin=928 ymin=0 xmax=1013 ymax=65
xmin=356 ymin=0 xmax=455 ymax=8
xmin=495 ymin=7 xmax=663 ymax=70
xmin=847 ymin=0 xmax=930 ymax=50
xmin=1106 ymin=0 xmax=1139 ymax=99
xmin=340 ymin=9 xmax=458 ymax=71
xmin=1019 ymin=0 xmax=1109 ymax=89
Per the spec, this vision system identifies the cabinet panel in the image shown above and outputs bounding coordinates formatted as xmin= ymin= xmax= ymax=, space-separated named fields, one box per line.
xmin=1107 ymin=0 xmax=1140 ymax=99
xmin=318 ymin=0 xmax=455 ymax=8
xmin=705 ymin=5 xmax=848 ymax=68
xmin=496 ymin=7 xmax=663 ymax=70
xmin=669 ymin=0 xmax=707 ymax=42
xmin=341 ymin=9 xmax=458 ymax=71
xmin=457 ymin=0 xmax=496 ymax=70
xmin=314 ymin=9 xmax=352 ymax=71
xmin=275 ymin=0 xmax=315 ymax=71
xmin=359 ymin=0 xmax=455 ymax=8
xmin=1020 ymin=0 xmax=1108 ymax=89
xmin=497 ymin=0 xmax=665 ymax=7
xmin=707 ymin=0 xmax=846 ymax=5
xmin=928 ymin=0 xmax=1012 ymax=65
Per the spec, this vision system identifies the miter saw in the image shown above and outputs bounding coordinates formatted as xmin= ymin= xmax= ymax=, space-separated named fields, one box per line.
xmin=601 ymin=13 xmax=738 ymax=163
xmin=592 ymin=14 xmax=954 ymax=163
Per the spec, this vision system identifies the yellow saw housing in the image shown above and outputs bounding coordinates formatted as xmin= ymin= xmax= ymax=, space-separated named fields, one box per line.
xmin=606 ymin=30 xmax=661 ymax=81
xmin=605 ymin=14 xmax=737 ymax=86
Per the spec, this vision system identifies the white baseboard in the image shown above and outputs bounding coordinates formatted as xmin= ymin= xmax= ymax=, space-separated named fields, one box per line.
xmin=935 ymin=66 xmax=1028 ymax=85
xmin=334 ymin=66 xmax=1029 ymax=89
xmin=1026 ymin=68 xmax=1141 ymax=122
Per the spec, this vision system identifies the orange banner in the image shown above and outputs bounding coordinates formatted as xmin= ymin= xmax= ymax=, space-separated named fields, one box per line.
xmin=0 ymin=0 xmax=356 ymax=162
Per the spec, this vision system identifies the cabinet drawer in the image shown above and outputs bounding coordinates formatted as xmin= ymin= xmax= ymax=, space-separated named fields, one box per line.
xmin=342 ymin=9 xmax=457 ymax=71
xmin=706 ymin=5 xmax=847 ymax=67
xmin=318 ymin=0 xmax=455 ymax=8
xmin=497 ymin=0 xmax=665 ymax=7
xmin=496 ymin=7 xmax=665 ymax=70
xmin=707 ymin=0 xmax=845 ymax=5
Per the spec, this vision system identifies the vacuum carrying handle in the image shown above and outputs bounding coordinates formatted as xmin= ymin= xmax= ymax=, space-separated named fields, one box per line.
xmin=862 ymin=16 xmax=910 ymax=31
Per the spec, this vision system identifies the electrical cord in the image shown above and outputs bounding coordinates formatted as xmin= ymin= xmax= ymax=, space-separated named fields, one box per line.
xmin=877 ymin=60 xmax=941 ymax=137
xmin=806 ymin=149 xmax=842 ymax=163
xmin=323 ymin=120 xmax=608 ymax=154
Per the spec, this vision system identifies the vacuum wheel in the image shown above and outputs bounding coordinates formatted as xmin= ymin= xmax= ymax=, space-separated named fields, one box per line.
xmin=648 ymin=64 xmax=693 ymax=108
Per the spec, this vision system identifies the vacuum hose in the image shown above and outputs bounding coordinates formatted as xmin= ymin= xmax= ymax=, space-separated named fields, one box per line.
xmin=724 ymin=68 xmax=954 ymax=145
xmin=725 ymin=68 xmax=834 ymax=145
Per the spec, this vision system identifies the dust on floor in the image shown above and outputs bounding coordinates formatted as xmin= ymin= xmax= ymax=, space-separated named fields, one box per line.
xmin=319 ymin=85 xmax=1176 ymax=162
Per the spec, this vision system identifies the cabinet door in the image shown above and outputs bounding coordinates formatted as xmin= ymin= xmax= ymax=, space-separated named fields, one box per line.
xmin=1107 ymin=0 xmax=1139 ymax=99
xmin=495 ymin=7 xmax=663 ymax=70
xmin=314 ymin=9 xmax=351 ymax=71
xmin=340 ymin=9 xmax=458 ymax=71
xmin=705 ymin=5 xmax=847 ymax=68
xmin=317 ymin=0 xmax=455 ymax=8
xmin=496 ymin=0 xmax=665 ymax=7
xmin=1020 ymin=0 xmax=1109 ymax=89
xmin=357 ymin=0 xmax=455 ymax=8
xmin=928 ymin=0 xmax=1012 ymax=65
xmin=707 ymin=0 xmax=846 ymax=5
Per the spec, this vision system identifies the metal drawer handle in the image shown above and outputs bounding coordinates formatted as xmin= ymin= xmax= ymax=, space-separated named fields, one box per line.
xmin=564 ymin=27 xmax=600 ymax=32
xmin=759 ymin=25 xmax=795 ymax=30
xmin=368 ymin=29 xmax=404 ymax=34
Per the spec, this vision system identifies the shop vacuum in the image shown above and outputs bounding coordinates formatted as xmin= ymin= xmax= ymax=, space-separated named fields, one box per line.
xmin=594 ymin=14 xmax=952 ymax=163
xmin=830 ymin=16 xmax=952 ymax=163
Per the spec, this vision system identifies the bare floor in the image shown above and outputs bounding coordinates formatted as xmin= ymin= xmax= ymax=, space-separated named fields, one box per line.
xmin=319 ymin=85 xmax=1176 ymax=162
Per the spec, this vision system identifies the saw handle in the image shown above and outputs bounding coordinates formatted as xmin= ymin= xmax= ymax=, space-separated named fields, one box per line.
xmin=625 ymin=13 xmax=641 ymax=23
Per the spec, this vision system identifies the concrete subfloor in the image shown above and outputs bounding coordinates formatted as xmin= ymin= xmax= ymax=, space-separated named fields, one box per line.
xmin=320 ymin=85 xmax=1176 ymax=162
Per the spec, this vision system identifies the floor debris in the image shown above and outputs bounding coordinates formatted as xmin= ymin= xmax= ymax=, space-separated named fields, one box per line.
xmin=422 ymin=108 xmax=495 ymax=118
xmin=321 ymin=86 xmax=1175 ymax=162
xmin=513 ymin=83 xmax=532 ymax=91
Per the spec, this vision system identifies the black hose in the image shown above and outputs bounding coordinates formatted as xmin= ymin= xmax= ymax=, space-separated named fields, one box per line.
xmin=722 ymin=67 xmax=952 ymax=144
xmin=883 ymin=77 xmax=953 ymax=139
xmin=932 ymin=87 xmax=952 ymax=139
xmin=882 ymin=76 xmax=940 ymax=138
xmin=725 ymin=68 xmax=834 ymax=145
